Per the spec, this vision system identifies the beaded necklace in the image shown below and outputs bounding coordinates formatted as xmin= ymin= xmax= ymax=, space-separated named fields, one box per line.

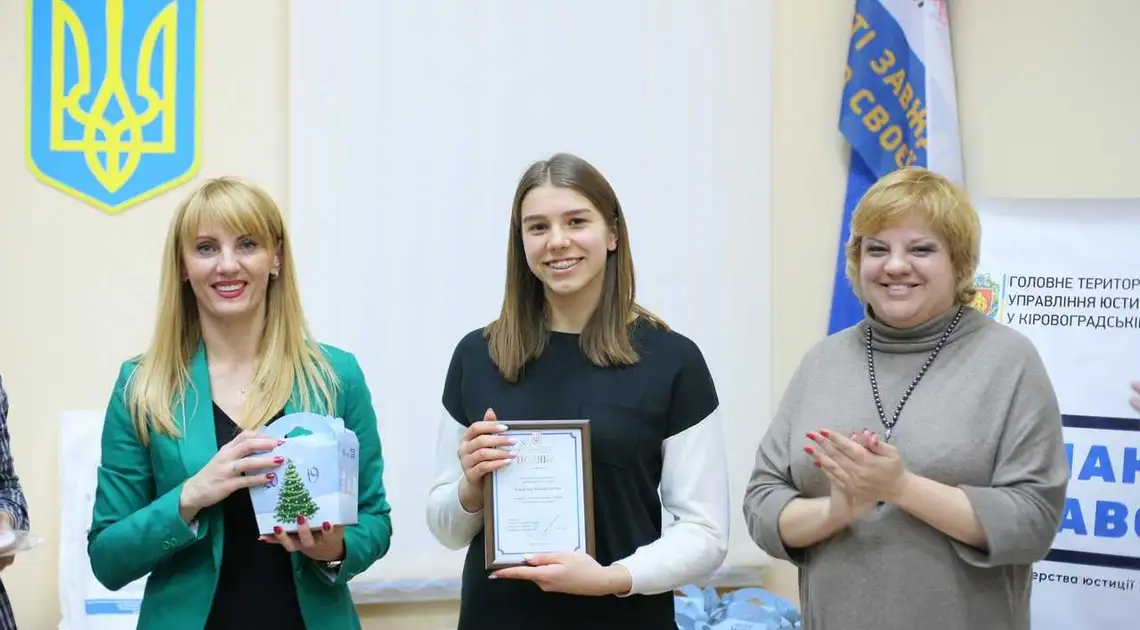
xmin=864 ymin=305 xmax=965 ymax=443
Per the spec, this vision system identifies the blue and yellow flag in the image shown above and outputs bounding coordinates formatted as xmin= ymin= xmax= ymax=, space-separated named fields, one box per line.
xmin=827 ymin=0 xmax=963 ymax=333
xmin=26 ymin=0 xmax=201 ymax=215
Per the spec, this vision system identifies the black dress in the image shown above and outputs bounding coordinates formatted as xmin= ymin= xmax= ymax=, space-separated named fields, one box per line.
xmin=205 ymin=403 xmax=307 ymax=629
xmin=440 ymin=320 xmax=722 ymax=630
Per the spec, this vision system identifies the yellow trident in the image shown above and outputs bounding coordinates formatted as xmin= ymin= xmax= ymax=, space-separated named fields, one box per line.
xmin=50 ymin=0 xmax=177 ymax=193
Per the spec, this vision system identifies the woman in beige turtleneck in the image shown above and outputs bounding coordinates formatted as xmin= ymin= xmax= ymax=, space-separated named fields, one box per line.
xmin=742 ymin=166 xmax=1069 ymax=630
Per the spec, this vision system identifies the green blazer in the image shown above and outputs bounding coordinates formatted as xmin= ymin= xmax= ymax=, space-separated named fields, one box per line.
xmin=87 ymin=343 xmax=393 ymax=630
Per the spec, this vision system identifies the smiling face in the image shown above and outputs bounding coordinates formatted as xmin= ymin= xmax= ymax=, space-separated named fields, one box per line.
xmin=519 ymin=184 xmax=617 ymax=300
xmin=858 ymin=218 xmax=957 ymax=328
xmin=182 ymin=222 xmax=280 ymax=325
xmin=845 ymin=167 xmax=982 ymax=326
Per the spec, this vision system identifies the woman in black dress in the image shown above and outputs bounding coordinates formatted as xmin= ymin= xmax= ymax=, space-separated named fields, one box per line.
xmin=426 ymin=153 xmax=730 ymax=630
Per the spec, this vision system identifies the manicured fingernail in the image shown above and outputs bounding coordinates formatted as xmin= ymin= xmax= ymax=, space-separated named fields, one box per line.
xmin=273 ymin=526 xmax=283 ymax=534
xmin=296 ymin=515 xmax=305 ymax=524
xmin=819 ymin=430 xmax=831 ymax=437
xmin=803 ymin=446 xmax=814 ymax=455
xmin=496 ymin=424 xmax=509 ymax=431
xmin=266 ymin=473 xmax=276 ymax=480
xmin=814 ymin=461 xmax=822 ymax=468
xmin=273 ymin=456 xmax=284 ymax=464
xmin=322 ymin=521 xmax=331 ymax=531
xmin=277 ymin=439 xmax=285 ymax=445
xmin=805 ymin=432 xmax=816 ymax=439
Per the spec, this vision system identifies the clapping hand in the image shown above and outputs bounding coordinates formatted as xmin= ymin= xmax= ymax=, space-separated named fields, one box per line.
xmin=805 ymin=429 xmax=910 ymax=505
xmin=490 ymin=552 xmax=632 ymax=596
xmin=805 ymin=430 xmax=876 ymax=524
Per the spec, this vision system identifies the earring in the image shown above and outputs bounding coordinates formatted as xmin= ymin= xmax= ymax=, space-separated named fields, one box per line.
xmin=270 ymin=270 xmax=279 ymax=279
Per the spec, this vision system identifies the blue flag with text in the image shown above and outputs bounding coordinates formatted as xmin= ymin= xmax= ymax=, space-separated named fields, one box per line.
xmin=827 ymin=0 xmax=963 ymax=334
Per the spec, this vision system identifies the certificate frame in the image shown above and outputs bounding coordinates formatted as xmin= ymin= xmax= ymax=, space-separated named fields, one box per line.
xmin=483 ymin=419 xmax=595 ymax=570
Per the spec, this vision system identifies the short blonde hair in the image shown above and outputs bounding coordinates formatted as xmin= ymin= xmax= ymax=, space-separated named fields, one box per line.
xmin=844 ymin=166 xmax=980 ymax=305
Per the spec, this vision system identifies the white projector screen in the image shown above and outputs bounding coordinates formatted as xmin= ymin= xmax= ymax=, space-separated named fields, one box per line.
xmin=289 ymin=0 xmax=774 ymax=603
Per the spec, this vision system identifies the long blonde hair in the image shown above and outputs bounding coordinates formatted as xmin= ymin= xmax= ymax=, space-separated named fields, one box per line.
xmin=484 ymin=153 xmax=666 ymax=383
xmin=126 ymin=177 xmax=338 ymax=445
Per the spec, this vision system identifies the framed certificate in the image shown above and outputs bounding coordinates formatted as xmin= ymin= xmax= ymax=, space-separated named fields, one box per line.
xmin=483 ymin=419 xmax=595 ymax=570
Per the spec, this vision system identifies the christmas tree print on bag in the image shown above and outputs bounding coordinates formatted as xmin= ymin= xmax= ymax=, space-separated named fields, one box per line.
xmin=274 ymin=460 xmax=320 ymax=522
xmin=247 ymin=412 xmax=360 ymax=535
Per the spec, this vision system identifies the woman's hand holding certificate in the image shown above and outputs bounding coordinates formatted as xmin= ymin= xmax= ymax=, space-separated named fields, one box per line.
xmin=456 ymin=408 xmax=517 ymax=513
xmin=490 ymin=551 xmax=632 ymax=596
xmin=479 ymin=418 xmax=603 ymax=595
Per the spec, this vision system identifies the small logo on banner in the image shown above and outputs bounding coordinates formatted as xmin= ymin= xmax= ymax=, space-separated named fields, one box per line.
xmin=26 ymin=0 xmax=202 ymax=215
xmin=972 ymin=272 xmax=1004 ymax=322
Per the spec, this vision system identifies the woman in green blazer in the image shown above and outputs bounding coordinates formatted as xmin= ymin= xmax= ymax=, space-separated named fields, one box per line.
xmin=87 ymin=177 xmax=393 ymax=630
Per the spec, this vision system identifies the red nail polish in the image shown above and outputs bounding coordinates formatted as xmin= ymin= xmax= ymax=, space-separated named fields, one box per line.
xmin=266 ymin=473 xmax=276 ymax=480
xmin=814 ymin=461 xmax=822 ymax=468
xmin=803 ymin=446 xmax=814 ymax=455
xmin=296 ymin=514 xmax=305 ymax=524
xmin=273 ymin=526 xmax=283 ymax=534
xmin=322 ymin=521 xmax=331 ymax=531
xmin=820 ymin=430 xmax=831 ymax=437
xmin=805 ymin=432 xmax=816 ymax=440
xmin=273 ymin=456 xmax=284 ymax=464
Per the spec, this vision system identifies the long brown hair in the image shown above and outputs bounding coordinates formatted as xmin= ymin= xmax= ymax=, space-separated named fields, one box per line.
xmin=484 ymin=153 xmax=666 ymax=382
xmin=126 ymin=177 xmax=338 ymax=444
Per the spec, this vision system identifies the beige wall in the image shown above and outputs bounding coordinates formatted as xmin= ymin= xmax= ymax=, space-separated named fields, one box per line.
xmin=0 ymin=1 xmax=1135 ymax=628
